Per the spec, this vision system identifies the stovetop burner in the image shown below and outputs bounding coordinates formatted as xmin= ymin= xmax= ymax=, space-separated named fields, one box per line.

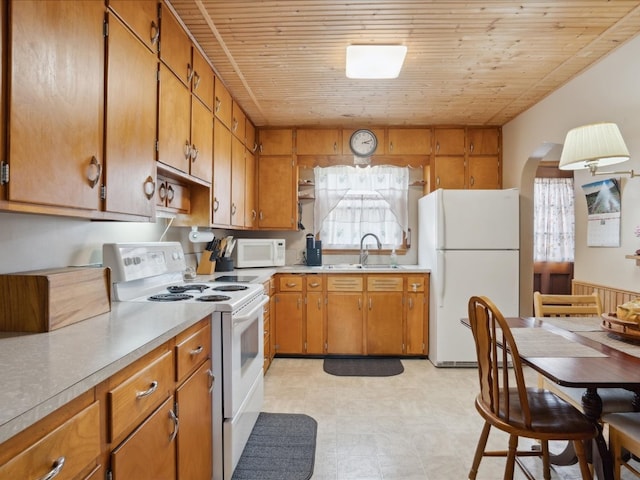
xmin=213 ymin=285 xmax=249 ymax=292
xmin=148 ymin=293 xmax=194 ymax=302
xmin=196 ymin=294 xmax=232 ymax=302
xmin=167 ymin=284 xmax=209 ymax=294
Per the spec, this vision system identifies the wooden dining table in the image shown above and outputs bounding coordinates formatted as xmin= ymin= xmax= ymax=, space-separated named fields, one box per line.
xmin=462 ymin=315 xmax=640 ymax=480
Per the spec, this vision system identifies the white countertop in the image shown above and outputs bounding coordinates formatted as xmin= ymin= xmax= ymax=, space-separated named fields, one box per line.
xmin=0 ymin=301 xmax=215 ymax=445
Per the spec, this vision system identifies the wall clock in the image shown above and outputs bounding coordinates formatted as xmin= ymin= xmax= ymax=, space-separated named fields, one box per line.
xmin=349 ymin=129 xmax=377 ymax=157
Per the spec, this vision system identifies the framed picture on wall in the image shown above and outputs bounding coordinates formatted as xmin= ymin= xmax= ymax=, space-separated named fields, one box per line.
xmin=581 ymin=178 xmax=621 ymax=247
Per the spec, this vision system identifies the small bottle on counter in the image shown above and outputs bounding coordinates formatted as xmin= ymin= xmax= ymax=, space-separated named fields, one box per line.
xmin=390 ymin=248 xmax=398 ymax=267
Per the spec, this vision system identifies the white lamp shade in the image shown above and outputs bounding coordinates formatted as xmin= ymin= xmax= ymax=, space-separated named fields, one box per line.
xmin=559 ymin=122 xmax=630 ymax=170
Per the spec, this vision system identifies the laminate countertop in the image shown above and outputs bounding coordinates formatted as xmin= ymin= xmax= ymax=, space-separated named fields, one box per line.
xmin=0 ymin=301 xmax=216 ymax=445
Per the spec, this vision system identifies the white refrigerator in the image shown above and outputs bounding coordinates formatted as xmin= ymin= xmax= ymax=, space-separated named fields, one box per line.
xmin=418 ymin=189 xmax=520 ymax=367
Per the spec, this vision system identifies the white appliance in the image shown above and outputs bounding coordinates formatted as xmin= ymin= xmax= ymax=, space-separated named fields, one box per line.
xmin=102 ymin=242 xmax=267 ymax=480
xmin=233 ymin=238 xmax=286 ymax=268
xmin=418 ymin=189 xmax=520 ymax=367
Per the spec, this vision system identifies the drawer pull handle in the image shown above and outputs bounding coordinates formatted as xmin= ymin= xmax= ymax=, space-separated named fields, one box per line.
xmin=136 ymin=380 xmax=158 ymax=399
xmin=190 ymin=345 xmax=204 ymax=356
xmin=169 ymin=408 xmax=179 ymax=442
xmin=309 ymin=282 xmax=320 ymax=287
xmin=286 ymin=282 xmax=297 ymax=287
xmin=39 ymin=457 xmax=65 ymax=480
xmin=207 ymin=369 xmax=215 ymax=393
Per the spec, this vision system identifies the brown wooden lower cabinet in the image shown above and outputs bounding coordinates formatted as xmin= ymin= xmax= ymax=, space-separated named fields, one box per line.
xmin=273 ymin=272 xmax=429 ymax=357
xmin=0 ymin=317 xmax=212 ymax=480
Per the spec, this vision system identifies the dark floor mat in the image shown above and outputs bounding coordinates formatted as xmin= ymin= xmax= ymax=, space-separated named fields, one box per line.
xmin=231 ymin=412 xmax=317 ymax=480
xmin=323 ymin=357 xmax=404 ymax=377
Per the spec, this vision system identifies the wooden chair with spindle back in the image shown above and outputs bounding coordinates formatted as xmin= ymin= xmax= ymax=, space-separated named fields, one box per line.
xmin=468 ymin=295 xmax=597 ymax=480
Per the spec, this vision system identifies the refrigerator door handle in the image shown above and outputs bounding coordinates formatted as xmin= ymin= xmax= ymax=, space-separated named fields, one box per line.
xmin=437 ymin=189 xmax=445 ymax=249
xmin=437 ymin=250 xmax=445 ymax=306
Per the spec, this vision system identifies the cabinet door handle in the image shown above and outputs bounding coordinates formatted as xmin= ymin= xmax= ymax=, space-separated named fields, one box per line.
xmin=193 ymin=71 xmax=201 ymax=90
xmin=297 ymin=297 xmax=302 ymax=309
xmin=86 ymin=156 xmax=101 ymax=188
xmin=136 ymin=380 xmax=158 ymax=399
xmin=207 ymin=369 xmax=215 ymax=393
xmin=408 ymin=298 xmax=414 ymax=309
xmin=231 ymin=203 xmax=237 ymax=215
xmin=369 ymin=298 xmax=372 ymax=310
xmin=286 ymin=282 xmax=297 ymax=287
xmin=158 ymin=182 xmax=167 ymax=201
xmin=252 ymin=142 xmax=258 ymax=153
xmin=389 ymin=141 xmax=394 ymax=152
xmin=410 ymin=282 xmax=421 ymax=292
xmin=186 ymin=63 xmax=194 ymax=84
xmin=167 ymin=185 xmax=175 ymax=203
xmin=358 ymin=298 xmax=362 ymax=310
xmin=251 ymin=210 xmax=257 ymax=220
xmin=190 ymin=144 xmax=199 ymax=161
xmin=143 ymin=176 xmax=156 ymax=200
xmin=213 ymin=197 xmax=219 ymax=211
xmin=38 ymin=456 xmax=65 ymax=480
xmin=333 ymin=142 xmax=337 ymax=152
xmin=317 ymin=298 xmax=322 ymax=309
xmin=215 ymin=97 xmax=221 ymax=113
xmin=150 ymin=21 xmax=159 ymax=47
xmin=470 ymin=176 xmax=475 ymax=186
xmin=168 ymin=408 xmax=179 ymax=442
xmin=232 ymin=118 xmax=238 ymax=132
xmin=436 ymin=177 xmax=440 ymax=187
xmin=184 ymin=141 xmax=192 ymax=160
xmin=436 ymin=142 xmax=440 ymax=153
xmin=470 ymin=142 xmax=475 ymax=153
xmin=190 ymin=345 xmax=204 ymax=356
xmin=259 ymin=211 xmax=264 ymax=220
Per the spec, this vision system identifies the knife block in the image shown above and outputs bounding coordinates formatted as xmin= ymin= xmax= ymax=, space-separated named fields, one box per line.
xmin=196 ymin=251 xmax=216 ymax=275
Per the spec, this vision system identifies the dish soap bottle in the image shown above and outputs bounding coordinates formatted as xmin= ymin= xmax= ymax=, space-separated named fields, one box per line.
xmin=390 ymin=248 xmax=398 ymax=267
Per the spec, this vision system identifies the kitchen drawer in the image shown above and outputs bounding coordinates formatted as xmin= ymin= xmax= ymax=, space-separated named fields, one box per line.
xmin=327 ymin=276 xmax=363 ymax=292
xmin=306 ymin=275 xmax=324 ymax=291
xmin=108 ymin=350 xmax=173 ymax=442
xmin=367 ymin=276 xmax=403 ymax=292
xmin=175 ymin=319 xmax=211 ymax=383
xmin=278 ymin=275 xmax=303 ymax=292
xmin=0 ymin=402 xmax=100 ymax=479
xmin=406 ymin=276 xmax=426 ymax=292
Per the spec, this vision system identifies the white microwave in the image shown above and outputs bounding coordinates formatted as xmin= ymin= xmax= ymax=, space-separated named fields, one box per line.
xmin=233 ymin=238 xmax=286 ymax=268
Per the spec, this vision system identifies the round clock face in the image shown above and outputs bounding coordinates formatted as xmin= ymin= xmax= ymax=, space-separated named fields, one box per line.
xmin=349 ymin=129 xmax=377 ymax=157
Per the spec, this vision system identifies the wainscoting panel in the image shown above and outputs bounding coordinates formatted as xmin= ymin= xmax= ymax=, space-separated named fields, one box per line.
xmin=572 ymin=280 xmax=640 ymax=314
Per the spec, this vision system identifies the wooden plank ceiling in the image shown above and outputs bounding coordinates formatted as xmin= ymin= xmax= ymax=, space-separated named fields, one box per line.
xmin=168 ymin=1 xmax=640 ymax=127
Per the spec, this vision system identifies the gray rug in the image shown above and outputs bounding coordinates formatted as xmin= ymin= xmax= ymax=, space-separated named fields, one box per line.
xmin=323 ymin=357 xmax=404 ymax=377
xmin=232 ymin=412 xmax=317 ymax=480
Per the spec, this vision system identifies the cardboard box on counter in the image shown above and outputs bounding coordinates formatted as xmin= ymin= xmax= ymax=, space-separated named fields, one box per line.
xmin=0 ymin=267 xmax=111 ymax=332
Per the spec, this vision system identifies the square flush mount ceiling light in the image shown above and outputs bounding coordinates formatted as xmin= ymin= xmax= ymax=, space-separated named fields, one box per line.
xmin=346 ymin=45 xmax=407 ymax=79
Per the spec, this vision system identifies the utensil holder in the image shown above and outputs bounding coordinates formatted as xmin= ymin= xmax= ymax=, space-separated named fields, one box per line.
xmin=196 ymin=251 xmax=216 ymax=275
xmin=215 ymin=257 xmax=234 ymax=272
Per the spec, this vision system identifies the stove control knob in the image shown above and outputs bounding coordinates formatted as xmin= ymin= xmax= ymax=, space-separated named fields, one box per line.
xmin=133 ymin=256 xmax=141 ymax=265
xmin=124 ymin=257 xmax=133 ymax=266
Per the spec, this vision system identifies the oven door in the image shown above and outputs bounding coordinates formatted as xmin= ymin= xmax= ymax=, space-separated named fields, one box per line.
xmin=222 ymin=295 xmax=268 ymax=419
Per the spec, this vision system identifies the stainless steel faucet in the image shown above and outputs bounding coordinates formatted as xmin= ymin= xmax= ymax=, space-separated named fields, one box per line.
xmin=359 ymin=233 xmax=382 ymax=266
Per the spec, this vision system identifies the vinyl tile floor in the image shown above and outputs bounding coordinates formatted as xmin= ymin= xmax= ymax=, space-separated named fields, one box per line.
xmin=262 ymin=357 xmax=638 ymax=480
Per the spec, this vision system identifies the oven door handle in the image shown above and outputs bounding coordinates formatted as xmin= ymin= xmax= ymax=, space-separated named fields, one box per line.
xmin=233 ymin=295 xmax=269 ymax=327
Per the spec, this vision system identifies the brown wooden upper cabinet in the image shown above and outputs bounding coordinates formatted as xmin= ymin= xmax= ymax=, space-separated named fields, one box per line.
xmin=232 ymin=101 xmax=247 ymax=143
xmin=385 ymin=128 xmax=431 ymax=155
xmin=296 ymin=129 xmax=341 ymax=155
xmin=434 ymin=128 xmax=466 ymax=155
xmin=246 ymin=119 xmax=257 ymax=153
xmin=108 ymin=0 xmax=160 ymax=53
xmin=191 ymin=48 xmax=214 ymax=111
xmin=214 ymin=76 xmax=233 ymax=129
xmin=259 ymin=129 xmax=294 ymax=155
xmin=467 ymin=127 xmax=500 ymax=155
xmin=159 ymin=3 xmax=191 ymax=86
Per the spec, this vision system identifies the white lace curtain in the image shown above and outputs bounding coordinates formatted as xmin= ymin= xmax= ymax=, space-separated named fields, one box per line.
xmin=313 ymin=165 xmax=409 ymax=246
xmin=533 ymin=177 xmax=575 ymax=262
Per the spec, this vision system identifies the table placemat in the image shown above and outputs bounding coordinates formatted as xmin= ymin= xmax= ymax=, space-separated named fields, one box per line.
xmin=539 ymin=316 xmax=602 ymax=332
xmin=578 ymin=331 xmax=640 ymax=358
xmin=508 ymin=328 xmax=608 ymax=358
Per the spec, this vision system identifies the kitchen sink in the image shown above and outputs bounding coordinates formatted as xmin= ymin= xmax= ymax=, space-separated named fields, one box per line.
xmin=323 ymin=264 xmax=400 ymax=270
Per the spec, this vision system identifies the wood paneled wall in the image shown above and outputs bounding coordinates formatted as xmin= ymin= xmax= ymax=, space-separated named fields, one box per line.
xmin=572 ymin=280 xmax=639 ymax=314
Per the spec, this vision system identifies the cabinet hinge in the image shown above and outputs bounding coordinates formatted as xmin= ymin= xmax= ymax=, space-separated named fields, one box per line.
xmin=174 ymin=400 xmax=179 ymax=417
xmin=103 ymin=17 xmax=108 ymax=38
xmin=100 ymin=184 xmax=106 ymax=200
xmin=106 ymin=470 xmax=113 ymax=480
xmin=0 ymin=162 xmax=8 ymax=185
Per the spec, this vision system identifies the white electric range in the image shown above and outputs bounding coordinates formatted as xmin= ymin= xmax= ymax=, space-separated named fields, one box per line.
xmin=103 ymin=242 xmax=267 ymax=480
